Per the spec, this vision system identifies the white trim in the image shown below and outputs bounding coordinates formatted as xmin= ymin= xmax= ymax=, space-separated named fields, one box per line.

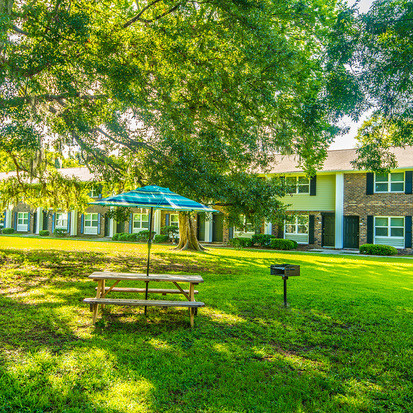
xmin=70 ymin=210 xmax=78 ymax=236
xmin=5 ymin=208 xmax=12 ymax=228
xmin=154 ymin=210 xmax=161 ymax=235
xmin=132 ymin=212 xmax=149 ymax=233
xmin=284 ymin=215 xmax=309 ymax=244
xmin=335 ymin=173 xmax=344 ymax=248
xmin=17 ymin=212 xmax=29 ymax=232
xmin=285 ymin=175 xmax=310 ymax=195
xmin=35 ymin=207 xmax=43 ymax=234
xmin=84 ymin=213 xmax=98 ymax=235
xmin=374 ymin=172 xmax=405 ymax=193
xmin=374 ymin=216 xmax=405 ymax=249
xmin=205 ymin=213 xmax=213 ymax=242
xmin=264 ymin=222 xmax=272 ymax=235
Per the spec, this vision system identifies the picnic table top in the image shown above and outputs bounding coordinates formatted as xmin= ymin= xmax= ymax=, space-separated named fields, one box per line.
xmin=89 ymin=271 xmax=204 ymax=283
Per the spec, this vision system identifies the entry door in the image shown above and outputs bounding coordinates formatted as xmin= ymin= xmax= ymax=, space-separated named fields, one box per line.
xmin=322 ymin=213 xmax=335 ymax=247
xmin=42 ymin=211 xmax=48 ymax=230
xmin=33 ymin=212 xmax=37 ymax=234
xmin=104 ymin=215 xmax=110 ymax=236
xmin=197 ymin=213 xmax=206 ymax=241
xmin=212 ymin=214 xmax=224 ymax=242
xmin=343 ymin=216 xmax=359 ymax=248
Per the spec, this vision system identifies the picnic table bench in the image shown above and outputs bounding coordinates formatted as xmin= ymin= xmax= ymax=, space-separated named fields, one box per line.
xmin=84 ymin=271 xmax=205 ymax=327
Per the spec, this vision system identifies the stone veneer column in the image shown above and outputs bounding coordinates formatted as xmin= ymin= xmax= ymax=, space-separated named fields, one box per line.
xmin=335 ymin=173 xmax=344 ymax=248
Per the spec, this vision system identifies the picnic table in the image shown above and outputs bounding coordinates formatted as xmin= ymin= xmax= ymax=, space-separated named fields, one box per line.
xmin=83 ymin=271 xmax=205 ymax=327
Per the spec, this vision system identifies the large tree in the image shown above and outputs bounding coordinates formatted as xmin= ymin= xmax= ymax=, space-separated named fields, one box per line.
xmin=1 ymin=0 xmax=343 ymax=248
xmin=327 ymin=0 xmax=413 ymax=171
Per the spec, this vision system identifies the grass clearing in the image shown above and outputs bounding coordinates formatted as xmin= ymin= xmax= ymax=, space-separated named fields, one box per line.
xmin=0 ymin=236 xmax=412 ymax=412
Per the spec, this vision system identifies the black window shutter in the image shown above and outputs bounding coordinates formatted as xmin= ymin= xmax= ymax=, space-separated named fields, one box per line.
xmin=366 ymin=173 xmax=374 ymax=195
xmin=228 ymin=227 xmax=234 ymax=239
xmin=405 ymin=216 xmax=412 ymax=248
xmin=309 ymin=215 xmax=315 ymax=244
xmin=367 ymin=215 xmax=374 ymax=243
xmin=405 ymin=171 xmax=412 ymax=194
xmin=165 ymin=213 xmax=170 ymax=226
xmin=310 ymin=176 xmax=317 ymax=196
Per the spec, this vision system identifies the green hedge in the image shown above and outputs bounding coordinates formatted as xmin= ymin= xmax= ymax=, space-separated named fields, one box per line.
xmin=269 ymin=238 xmax=298 ymax=250
xmin=154 ymin=234 xmax=169 ymax=243
xmin=53 ymin=228 xmax=67 ymax=237
xmin=251 ymin=234 xmax=275 ymax=247
xmin=359 ymin=244 xmax=398 ymax=256
xmin=2 ymin=228 xmax=14 ymax=234
xmin=39 ymin=230 xmax=50 ymax=236
xmin=112 ymin=231 xmax=156 ymax=242
xmin=228 ymin=237 xmax=254 ymax=248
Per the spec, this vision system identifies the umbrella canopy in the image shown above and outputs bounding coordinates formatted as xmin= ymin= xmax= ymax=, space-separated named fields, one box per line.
xmin=90 ymin=185 xmax=216 ymax=212
xmin=90 ymin=185 xmax=217 ymax=315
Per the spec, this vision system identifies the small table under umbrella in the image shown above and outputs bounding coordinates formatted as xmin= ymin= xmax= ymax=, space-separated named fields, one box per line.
xmin=91 ymin=185 xmax=216 ymax=314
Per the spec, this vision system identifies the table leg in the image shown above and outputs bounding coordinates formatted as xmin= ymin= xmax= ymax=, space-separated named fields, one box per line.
xmin=92 ymin=280 xmax=103 ymax=324
xmin=101 ymin=280 xmax=106 ymax=311
xmin=189 ymin=283 xmax=195 ymax=328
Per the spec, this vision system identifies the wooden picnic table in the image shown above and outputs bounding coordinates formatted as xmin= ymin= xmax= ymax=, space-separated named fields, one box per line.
xmin=83 ymin=271 xmax=205 ymax=327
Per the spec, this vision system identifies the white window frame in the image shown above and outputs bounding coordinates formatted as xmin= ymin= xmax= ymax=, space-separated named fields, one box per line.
xmin=374 ymin=172 xmax=405 ymax=193
xmin=89 ymin=187 xmax=101 ymax=198
xmin=132 ymin=211 xmax=149 ymax=233
xmin=17 ymin=212 xmax=29 ymax=232
xmin=55 ymin=212 xmax=68 ymax=230
xmin=374 ymin=216 xmax=404 ymax=241
xmin=234 ymin=216 xmax=255 ymax=238
xmin=84 ymin=213 xmax=99 ymax=235
xmin=170 ymin=214 xmax=179 ymax=228
xmin=284 ymin=215 xmax=309 ymax=244
xmin=285 ymin=176 xmax=310 ymax=195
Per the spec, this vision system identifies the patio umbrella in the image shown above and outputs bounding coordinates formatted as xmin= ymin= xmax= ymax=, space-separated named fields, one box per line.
xmin=91 ymin=186 xmax=217 ymax=313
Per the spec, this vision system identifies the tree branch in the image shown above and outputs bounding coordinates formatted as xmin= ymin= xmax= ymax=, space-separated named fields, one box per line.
xmin=12 ymin=24 xmax=29 ymax=36
xmin=123 ymin=0 xmax=182 ymax=28
xmin=1 ymin=93 xmax=107 ymax=107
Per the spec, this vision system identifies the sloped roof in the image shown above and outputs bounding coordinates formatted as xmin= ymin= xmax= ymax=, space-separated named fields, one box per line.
xmin=266 ymin=147 xmax=413 ymax=174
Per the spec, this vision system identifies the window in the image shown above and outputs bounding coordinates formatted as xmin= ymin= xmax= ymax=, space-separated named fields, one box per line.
xmin=375 ymin=172 xmax=404 ymax=193
xmin=89 ymin=187 xmax=101 ymax=198
xmin=285 ymin=176 xmax=310 ymax=194
xmin=84 ymin=213 xmax=99 ymax=235
xmin=285 ymin=215 xmax=309 ymax=235
xmin=375 ymin=217 xmax=404 ymax=239
xmin=17 ymin=212 xmax=29 ymax=232
xmin=55 ymin=213 xmax=68 ymax=230
xmin=170 ymin=214 xmax=179 ymax=228
xmin=133 ymin=211 xmax=149 ymax=233
xmin=234 ymin=216 xmax=255 ymax=238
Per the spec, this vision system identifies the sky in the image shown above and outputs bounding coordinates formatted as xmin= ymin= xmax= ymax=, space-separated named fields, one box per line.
xmin=329 ymin=0 xmax=375 ymax=150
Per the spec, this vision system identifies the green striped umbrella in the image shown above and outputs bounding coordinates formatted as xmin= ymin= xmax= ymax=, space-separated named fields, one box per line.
xmin=91 ymin=186 xmax=217 ymax=312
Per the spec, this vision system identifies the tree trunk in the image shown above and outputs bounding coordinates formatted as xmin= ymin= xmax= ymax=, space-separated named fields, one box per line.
xmin=175 ymin=212 xmax=205 ymax=251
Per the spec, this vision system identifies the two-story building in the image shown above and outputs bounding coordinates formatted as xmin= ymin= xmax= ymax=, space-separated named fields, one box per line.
xmin=264 ymin=147 xmax=413 ymax=250
xmin=2 ymin=146 xmax=412 ymax=250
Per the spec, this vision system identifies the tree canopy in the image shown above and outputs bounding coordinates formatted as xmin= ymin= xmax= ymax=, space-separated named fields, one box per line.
xmin=1 ymin=0 xmax=345 ymax=227
xmin=328 ymin=0 xmax=413 ymax=171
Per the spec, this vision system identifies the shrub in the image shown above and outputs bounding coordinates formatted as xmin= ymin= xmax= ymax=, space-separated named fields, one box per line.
xmin=229 ymin=237 xmax=254 ymax=248
xmin=269 ymin=238 xmax=297 ymax=250
xmin=39 ymin=230 xmax=50 ymax=236
xmin=360 ymin=244 xmax=398 ymax=256
xmin=136 ymin=230 xmax=156 ymax=241
xmin=154 ymin=234 xmax=169 ymax=243
xmin=2 ymin=228 xmax=14 ymax=234
xmin=53 ymin=228 xmax=67 ymax=237
xmin=251 ymin=234 xmax=275 ymax=247
xmin=161 ymin=225 xmax=179 ymax=241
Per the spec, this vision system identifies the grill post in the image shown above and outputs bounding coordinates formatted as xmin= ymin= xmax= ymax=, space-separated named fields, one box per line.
xmin=270 ymin=264 xmax=300 ymax=308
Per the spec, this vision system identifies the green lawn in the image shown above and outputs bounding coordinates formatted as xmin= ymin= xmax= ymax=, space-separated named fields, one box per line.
xmin=0 ymin=236 xmax=412 ymax=413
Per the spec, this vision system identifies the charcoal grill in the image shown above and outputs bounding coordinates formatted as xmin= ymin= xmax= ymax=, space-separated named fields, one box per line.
xmin=270 ymin=264 xmax=300 ymax=307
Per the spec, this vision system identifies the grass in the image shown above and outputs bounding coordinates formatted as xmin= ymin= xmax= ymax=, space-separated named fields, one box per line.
xmin=0 ymin=236 xmax=412 ymax=413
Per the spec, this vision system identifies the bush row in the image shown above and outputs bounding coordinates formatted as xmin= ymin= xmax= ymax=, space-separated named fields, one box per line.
xmin=229 ymin=236 xmax=297 ymax=250
xmin=112 ymin=231 xmax=170 ymax=243
xmin=359 ymin=244 xmax=398 ymax=256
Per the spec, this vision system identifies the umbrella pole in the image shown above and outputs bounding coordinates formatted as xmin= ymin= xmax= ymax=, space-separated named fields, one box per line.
xmin=144 ymin=207 xmax=154 ymax=316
